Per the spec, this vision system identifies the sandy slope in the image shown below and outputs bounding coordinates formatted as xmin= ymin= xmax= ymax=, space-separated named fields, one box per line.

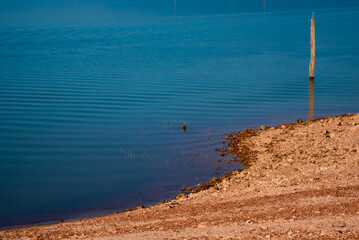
xmin=1 ymin=113 xmax=358 ymax=240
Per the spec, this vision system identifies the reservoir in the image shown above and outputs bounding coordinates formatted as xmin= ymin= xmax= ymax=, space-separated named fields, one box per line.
xmin=0 ymin=0 xmax=358 ymax=228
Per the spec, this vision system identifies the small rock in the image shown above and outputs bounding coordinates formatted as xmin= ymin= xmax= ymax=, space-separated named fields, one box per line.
xmin=325 ymin=130 xmax=330 ymax=138
xmin=337 ymin=222 xmax=346 ymax=228
xmin=136 ymin=205 xmax=145 ymax=210
xmin=210 ymin=177 xmax=218 ymax=183
xmin=197 ymin=224 xmax=207 ymax=228
xmin=320 ymin=231 xmax=328 ymax=236
xmin=176 ymin=193 xmax=185 ymax=200
xmin=259 ymin=225 xmax=268 ymax=230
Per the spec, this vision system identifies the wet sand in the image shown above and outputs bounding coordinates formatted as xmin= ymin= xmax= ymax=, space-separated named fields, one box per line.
xmin=1 ymin=113 xmax=358 ymax=239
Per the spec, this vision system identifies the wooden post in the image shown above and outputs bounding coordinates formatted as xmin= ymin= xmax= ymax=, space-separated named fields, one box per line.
xmin=309 ymin=12 xmax=315 ymax=79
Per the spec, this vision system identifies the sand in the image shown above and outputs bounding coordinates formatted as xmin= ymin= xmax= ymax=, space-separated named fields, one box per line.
xmin=1 ymin=113 xmax=358 ymax=240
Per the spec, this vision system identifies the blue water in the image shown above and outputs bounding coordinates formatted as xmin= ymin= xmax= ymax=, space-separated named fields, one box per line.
xmin=1 ymin=0 xmax=359 ymax=228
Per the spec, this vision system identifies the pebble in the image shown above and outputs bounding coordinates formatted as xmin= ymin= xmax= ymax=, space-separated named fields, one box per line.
xmin=336 ymin=222 xmax=346 ymax=228
xmin=259 ymin=225 xmax=268 ymax=230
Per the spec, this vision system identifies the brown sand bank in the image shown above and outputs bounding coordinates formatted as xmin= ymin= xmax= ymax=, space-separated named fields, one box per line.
xmin=1 ymin=113 xmax=358 ymax=240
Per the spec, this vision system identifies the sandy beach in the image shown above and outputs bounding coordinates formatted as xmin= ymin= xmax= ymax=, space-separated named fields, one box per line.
xmin=1 ymin=113 xmax=358 ymax=240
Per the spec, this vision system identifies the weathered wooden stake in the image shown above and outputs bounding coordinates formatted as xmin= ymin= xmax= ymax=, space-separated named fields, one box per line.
xmin=309 ymin=12 xmax=315 ymax=79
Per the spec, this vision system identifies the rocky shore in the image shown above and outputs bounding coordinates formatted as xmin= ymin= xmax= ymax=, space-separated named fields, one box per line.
xmin=1 ymin=113 xmax=358 ymax=240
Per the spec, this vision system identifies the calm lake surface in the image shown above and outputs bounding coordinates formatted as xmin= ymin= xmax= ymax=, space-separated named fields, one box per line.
xmin=1 ymin=0 xmax=359 ymax=228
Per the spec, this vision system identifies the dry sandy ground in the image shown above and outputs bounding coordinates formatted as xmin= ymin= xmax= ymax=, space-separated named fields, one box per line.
xmin=1 ymin=114 xmax=358 ymax=240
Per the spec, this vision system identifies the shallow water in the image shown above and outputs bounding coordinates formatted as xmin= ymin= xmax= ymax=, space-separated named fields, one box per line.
xmin=1 ymin=0 xmax=359 ymax=228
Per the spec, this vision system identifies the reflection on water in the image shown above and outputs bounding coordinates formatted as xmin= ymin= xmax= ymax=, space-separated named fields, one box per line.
xmin=263 ymin=0 xmax=266 ymax=13
xmin=174 ymin=0 xmax=176 ymax=16
xmin=308 ymin=79 xmax=314 ymax=121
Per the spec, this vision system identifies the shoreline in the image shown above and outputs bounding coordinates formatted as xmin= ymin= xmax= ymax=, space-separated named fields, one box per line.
xmin=1 ymin=113 xmax=358 ymax=239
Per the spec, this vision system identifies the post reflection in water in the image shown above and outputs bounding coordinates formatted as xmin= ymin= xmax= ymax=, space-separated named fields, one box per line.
xmin=308 ymin=79 xmax=314 ymax=120
xmin=174 ymin=0 xmax=176 ymax=16
xmin=263 ymin=0 xmax=266 ymax=13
